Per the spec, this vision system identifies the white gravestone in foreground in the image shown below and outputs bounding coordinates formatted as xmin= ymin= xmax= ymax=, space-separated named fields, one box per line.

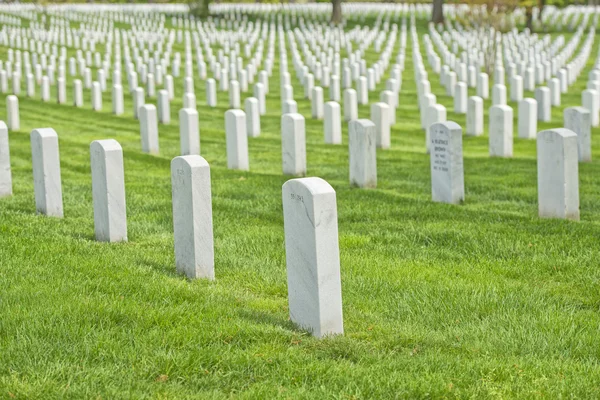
xmin=171 ymin=155 xmax=214 ymax=280
xmin=206 ymin=78 xmax=217 ymax=107
xmin=133 ymin=87 xmax=144 ymax=119
xmin=426 ymin=104 xmax=446 ymax=153
xmin=229 ymin=80 xmax=240 ymax=109
xmin=343 ymin=88 xmax=358 ymax=122
xmin=112 ymin=84 xmax=124 ymax=115
xmin=73 ymin=79 xmax=83 ymax=107
xmin=139 ymin=104 xmax=159 ymax=154
xmin=91 ymin=81 xmax=102 ymax=111
xmin=6 ymin=95 xmax=19 ymax=131
xmin=254 ymin=83 xmax=266 ymax=115
xmin=564 ymin=106 xmax=591 ymax=162
xmin=183 ymin=93 xmax=196 ymax=110
xmin=90 ymin=139 xmax=127 ymax=242
xmin=158 ymin=90 xmax=170 ymax=124
xmin=179 ymin=108 xmax=200 ymax=156
xmin=466 ymin=96 xmax=483 ymax=136
xmin=489 ymin=105 xmax=513 ymax=157
xmin=537 ymin=128 xmax=579 ymax=221
xmin=454 ymin=82 xmax=467 ymax=114
xmin=0 ymin=121 xmax=11 ymax=197
xmin=225 ymin=109 xmax=249 ymax=171
xmin=324 ymin=101 xmax=342 ymax=144
xmin=311 ymin=86 xmax=324 ymax=120
xmin=510 ymin=75 xmax=523 ymax=102
xmin=282 ymin=177 xmax=343 ymax=338
xmin=31 ymin=128 xmax=63 ymax=217
xmin=371 ymin=102 xmax=391 ymax=149
xmin=582 ymin=89 xmax=599 ymax=127
xmin=430 ymin=121 xmax=464 ymax=204
xmin=245 ymin=97 xmax=260 ymax=138
xmin=535 ymin=87 xmax=551 ymax=122
xmin=281 ymin=113 xmax=307 ymax=176
xmin=380 ymin=90 xmax=396 ymax=124
xmin=518 ymin=98 xmax=537 ymax=139
xmin=349 ymin=119 xmax=377 ymax=188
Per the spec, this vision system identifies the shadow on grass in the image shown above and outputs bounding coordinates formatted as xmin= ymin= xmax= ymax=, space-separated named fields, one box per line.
xmin=237 ymin=308 xmax=301 ymax=335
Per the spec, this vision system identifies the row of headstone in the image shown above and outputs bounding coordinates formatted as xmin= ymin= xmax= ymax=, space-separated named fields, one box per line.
xmin=1 ymin=116 xmax=345 ymax=338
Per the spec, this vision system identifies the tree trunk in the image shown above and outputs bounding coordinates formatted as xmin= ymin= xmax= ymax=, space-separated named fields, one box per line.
xmin=538 ymin=0 xmax=545 ymax=20
xmin=331 ymin=0 xmax=342 ymax=24
xmin=525 ymin=6 xmax=533 ymax=32
xmin=432 ymin=0 xmax=444 ymax=24
xmin=189 ymin=0 xmax=210 ymax=18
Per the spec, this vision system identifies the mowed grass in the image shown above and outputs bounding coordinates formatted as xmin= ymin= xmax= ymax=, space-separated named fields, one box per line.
xmin=2 ymin=15 xmax=600 ymax=398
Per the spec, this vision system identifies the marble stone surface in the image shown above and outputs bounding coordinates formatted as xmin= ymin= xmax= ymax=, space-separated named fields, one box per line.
xmin=549 ymin=78 xmax=561 ymax=106
xmin=206 ymin=78 xmax=217 ymax=107
xmin=283 ymin=99 xmax=298 ymax=114
xmin=0 ymin=121 xmax=11 ymax=197
xmin=492 ymin=84 xmax=507 ymax=106
xmin=371 ymin=102 xmax=391 ymax=149
xmin=349 ymin=119 xmax=377 ymax=188
xmin=324 ymin=101 xmax=342 ymax=145
xmin=140 ymin=104 xmax=159 ymax=154
xmin=282 ymin=177 xmax=343 ymax=338
xmin=380 ymin=90 xmax=396 ymax=124
xmin=518 ymin=98 xmax=537 ymax=139
xmin=311 ymin=86 xmax=324 ymax=120
xmin=91 ymin=81 xmax=102 ymax=110
xmin=537 ymin=128 xmax=579 ymax=220
xmin=225 ymin=109 xmax=249 ymax=170
xmin=357 ymin=76 xmax=368 ymax=105
xmin=254 ymin=82 xmax=266 ymax=115
xmin=112 ymin=84 xmax=124 ymax=115
xmin=425 ymin=104 xmax=446 ymax=153
xmin=6 ymin=95 xmax=19 ymax=131
xmin=467 ymin=96 xmax=483 ymax=136
xmin=133 ymin=87 xmax=144 ymax=119
xmin=158 ymin=89 xmax=170 ymax=124
xmin=430 ymin=121 xmax=464 ymax=204
xmin=281 ymin=113 xmax=306 ymax=176
xmin=179 ymin=108 xmax=200 ymax=156
xmin=489 ymin=104 xmax=513 ymax=157
xmin=57 ymin=77 xmax=66 ymax=104
xmin=535 ymin=87 xmax=551 ymax=122
xmin=245 ymin=97 xmax=261 ymax=138
xmin=477 ymin=73 xmax=489 ymax=99
xmin=90 ymin=139 xmax=127 ymax=242
xmin=31 ymin=128 xmax=63 ymax=217
xmin=229 ymin=80 xmax=240 ymax=108
xmin=420 ymin=93 xmax=436 ymax=129
xmin=510 ymin=75 xmax=523 ymax=102
xmin=454 ymin=82 xmax=467 ymax=114
xmin=582 ymin=89 xmax=599 ymax=127
xmin=171 ymin=155 xmax=214 ymax=280
xmin=183 ymin=92 xmax=196 ymax=110
xmin=330 ymin=75 xmax=340 ymax=102
xmin=343 ymin=88 xmax=358 ymax=122
xmin=564 ymin=106 xmax=591 ymax=162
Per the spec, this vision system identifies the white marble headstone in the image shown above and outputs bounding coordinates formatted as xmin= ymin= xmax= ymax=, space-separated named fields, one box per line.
xmin=281 ymin=113 xmax=306 ymax=176
xmin=282 ymin=177 xmax=343 ymax=338
xmin=349 ymin=119 xmax=377 ymax=188
xmin=430 ymin=121 xmax=464 ymax=204
xmin=171 ymin=155 xmax=214 ymax=280
xmin=31 ymin=128 xmax=63 ymax=217
xmin=537 ymin=128 xmax=579 ymax=220
xmin=90 ymin=139 xmax=127 ymax=242
xmin=0 ymin=121 xmax=11 ymax=197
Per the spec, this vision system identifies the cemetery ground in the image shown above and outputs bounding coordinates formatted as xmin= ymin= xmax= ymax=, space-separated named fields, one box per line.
xmin=3 ymin=17 xmax=600 ymax=398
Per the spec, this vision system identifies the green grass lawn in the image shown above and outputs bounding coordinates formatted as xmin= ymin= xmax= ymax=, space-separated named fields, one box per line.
xmin=2 ymin=14 xmax=600 ymax=398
